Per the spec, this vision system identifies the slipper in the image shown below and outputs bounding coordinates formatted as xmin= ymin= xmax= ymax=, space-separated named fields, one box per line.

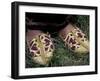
xmin=27 ymin=30 xmax=54 ymax=65
xmin=59 ymin=24 xmax=89 ymax=53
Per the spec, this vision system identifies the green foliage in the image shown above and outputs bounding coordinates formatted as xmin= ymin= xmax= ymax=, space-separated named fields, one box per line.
xmin=76 ymin=15 xmax=89 ymax=39
xmin=25 ymin=15 xmax=89 ymax=68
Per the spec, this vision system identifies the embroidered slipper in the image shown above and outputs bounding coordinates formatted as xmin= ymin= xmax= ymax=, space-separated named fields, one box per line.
xmin=27 ymin=30 xmax=54 ymax=65
xmin=59 ymin=24 xmax=89 ymax=53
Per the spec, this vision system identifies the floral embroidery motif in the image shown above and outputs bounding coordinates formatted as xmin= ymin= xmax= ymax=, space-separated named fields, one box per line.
xmin=29 ymin=33 xmax=54 ymax=65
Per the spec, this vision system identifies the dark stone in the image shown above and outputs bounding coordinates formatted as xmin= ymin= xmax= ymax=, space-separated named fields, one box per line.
xmin=31 ymin=45 xmax=38 ymax=50
xmin=77 ymin=33 xmax=83 ymax=38
xmin=71 ymin=46 xmax=76 ymax=50
xmin=69 ymin=38 xmax=76 ymax=44
xmin=37 ymin=51 xmax=40 ymax=54
xmin=50 ymin=45 xmax=54 ymax=49
xmin=44 ymin=39 xmax=50 ymax=46
xmin=45 ymin=47 xmax=48 ymax=51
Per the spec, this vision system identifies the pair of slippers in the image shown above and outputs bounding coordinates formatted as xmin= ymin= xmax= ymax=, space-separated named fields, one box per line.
xmin=26 ymin=24 xmax=89 ymax=65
